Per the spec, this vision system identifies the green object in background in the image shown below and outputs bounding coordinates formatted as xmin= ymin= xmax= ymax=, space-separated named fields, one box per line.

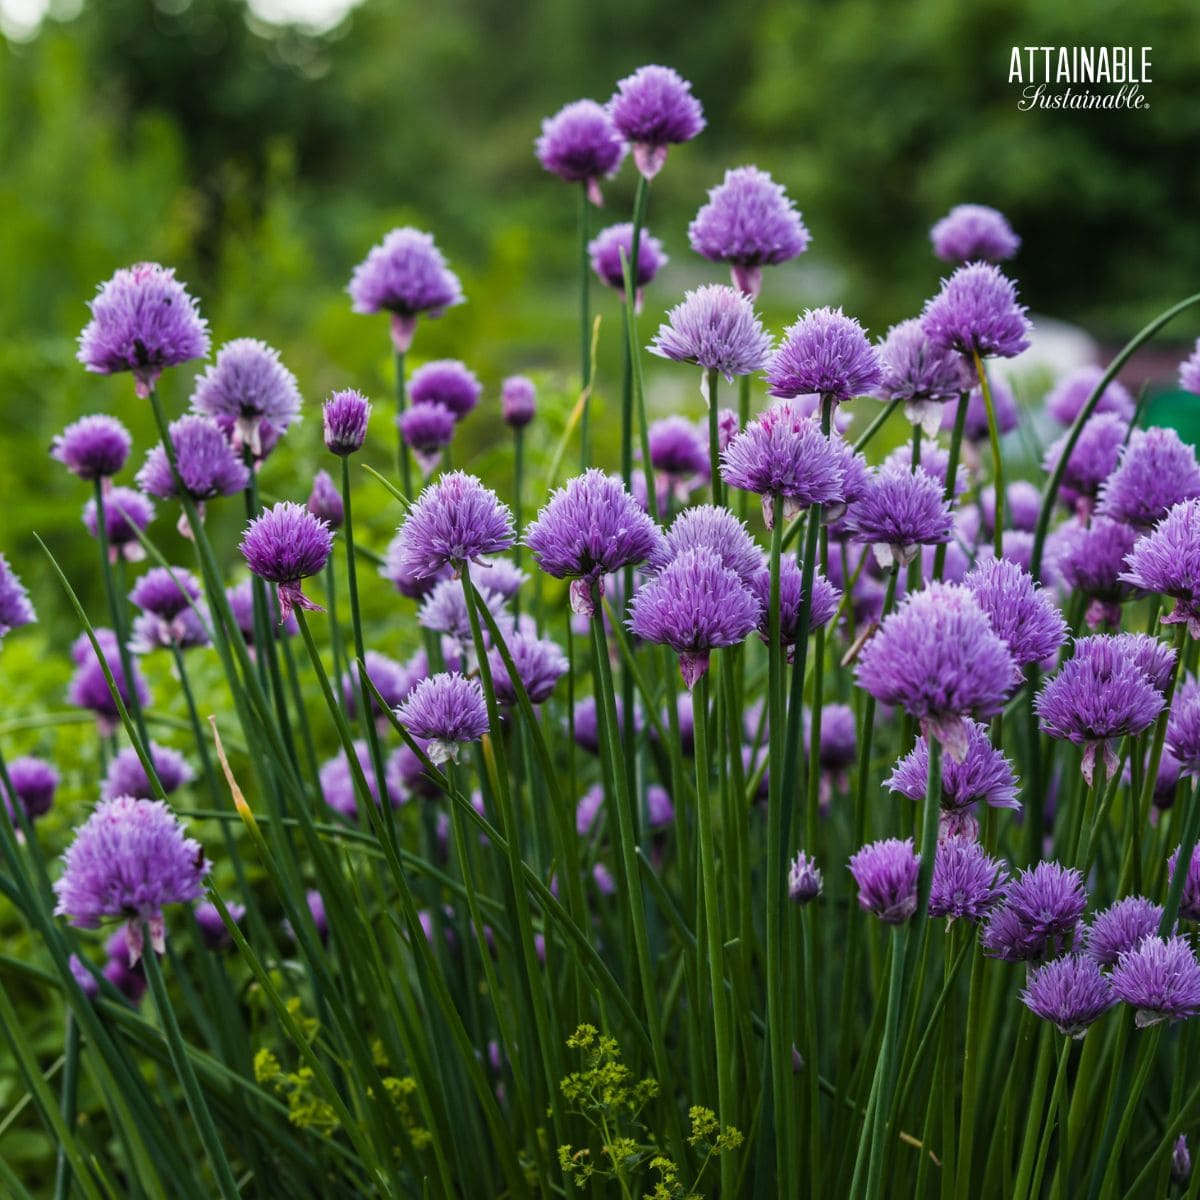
xmin=1144 ymin=388 xmax=1200 ymax=447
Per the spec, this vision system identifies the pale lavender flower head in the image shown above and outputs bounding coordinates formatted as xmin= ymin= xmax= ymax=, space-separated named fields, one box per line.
xmin=648 ymin=416 xmax=709 ymax=482
xmin=102 ymin=743 xmax=194 ymax=802
xmin=83 ymin=487 xmax=155 ymax=563
xmin=576 ymin=784 xmax=605 ymax=837
xmin=323 ymin=390 xmax=371 ymax=456
xmin=1180 ymin=339 xmax=1200 ymax=396
xmin=939 ymin=374 xmax=1020 ymax=443
xmin=930 ymin=204 xmax=1020 ymax=264
xmin=965 ymin=557 xmax=1067 ymax=674
xmin=400 ymin=402 xmax=456 ymax=477
xmin=608 ymin=65 xmax=704 ymax=179
xmin=137 ymin=415 xmax=250 ymax=502
xmin=1085 ymin=897 xmax=1166 ymax=967
xmin=649 ymin=284 xmax=772 ymax=381
xmin=53 ymin=795 xmax=208 ymax=962
xmin=1045 ymin=365 xmax=1135 ymax=427
xmin=1168 ymin=680 xmax=1200 ymax=776
xmin=395 ymin=672 xmax=489 ymax=765
xmin=1054 ymin=518 xmax=1139 ymax=626
xmin=0 ymin=553 xmax=37 ymax=639
xmin=239 ymin=502 xmax=334 ymax=621
xmin=856 ymin=582 xmax=1016 ymax=760
xmin=875 ymin=318 xmax=971 ymax=434
xmin=806 ymin=703 xmax=857 ymax=773
xmin=129 ymin=567 xmax=201 ymax=623
xmin=887 ymin=720 xmax=1019 ymax=813
xmin=489 ymin=631 xmax=569 ymax=705
xmin=535 ymin=99 xmax=627 ymax=204
xmin=649 ymin=504 xmax=760 ymax=587
xmin=525 ymin=469 xmax=661 ymax=615
xmin=750 ymin=553 xmax=840 ymax=658
xmin=1044 ymin=412 xmax=1128 ymax=513
xmin=348 ymin=228 xmax=464 ymax=352
xmin=306 ymin=469 xmax=344 ymax=530
xmin=342 ymin=651 xmax=421 ymax=721
xmin=2 ymin=756 xmax=58 ymax=821
xmin=394 ymin=471 xmax=516 ymax=583
xmin=721 ymin=401 xmax=846 ymax=527
xmin=1036 ymin=638 xmax=1166 ymax=784
xmin=227 ymin=579 xmax=297 ymax=643
xmin=78 ymin=263 xmax=210 ymax=397
xmin=767 ymin=307 xmax=881 ymax=402
xmin=1110 ymin=935 xmax=1200 ymax=1026
xmin=501 ymin=376 xmax=537 ymax=428
xmin=52 ymin=415 xmax=132 ymax=481
xmin=469 ymin=558 xmax=526 ymax=602
xmin=981 ymin=860 xmax=1086 ymax=963
xmin=68 ymin=629 xmax=151 ymax=735
xmin=627 ymin=548 xmax=760 ymax=688
xmin=647 ymin=784 xmax=674 ymax=830
xmin=409 ymin=360 xmax=482 ymax=421
xmin=190 ymin=338 xmax=302 ymax=457
xmin=849 ymin=838 xmax=919 ymax=924
xmin=589 ymin=223 xmax=668 ymax=300
xmin=1022 ymin=955 xmax=1115 ymax=1037
xmin=1122 ymin=499 xmax=1200 ymax=636
xmin=929 ymin=838 xmax=1008 ymax=923
xmin=980 ymin=480 xmax=1041 ymax=535
xmin=1098 ymin=427 xmax=1200 ymax=529
xmin=788 ymin=851 xmax=822 ymax=904
xmin=688 ymin=166 xmax=810 ymax=298
xmin=381 ymin=533 xmax=449 ymax=599
xmin=194 ymin=900 xmax=244 ymax=952
xmin=921 ymin=263 xmax=1031 ymax=360
xmin=848 ymin=464 xmax=953 ymax=568
xmin=320 ymin=740 xmax=396 ymax=819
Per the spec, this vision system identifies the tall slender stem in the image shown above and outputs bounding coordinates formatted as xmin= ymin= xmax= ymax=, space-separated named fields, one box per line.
xmin=578 ymin=182 xmax=592 ymax=469
xmin=973 ymin=351 xmax=1005 ymax=559
xmin=932 ymin=392 xmax=969 ymax=580
xmin=394 ymin=348 xmax=413 ymax=499
xmin=707 ymin=368 xmax=724 ymax=508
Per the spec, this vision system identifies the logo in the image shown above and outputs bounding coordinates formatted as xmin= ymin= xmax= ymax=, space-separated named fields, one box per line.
xmin=1008 ymin=46 xmax=1151 ymax=111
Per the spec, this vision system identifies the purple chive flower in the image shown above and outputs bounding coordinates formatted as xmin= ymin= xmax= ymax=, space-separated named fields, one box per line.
xmin=807 ymin=703 xmax=857 ymax=775
xmin=647 ymin=784 xmax=674 ymax=830
xmin=348 ymin=228 xmax=464 ymax=352
xmin=767 ymin=307 xmax=882 ymax=402
xmin=101 ymin=743 xmax=194 ymax=802
xmin=418 ymin=578 xmax=509 ymax=658
xmin=1054 ymin=518 xmax=1139 ymax=627
xmin=887 ymin=719 xmax=1020 ymax=813
xmin=576 ymin=785 xmax=604 ymax=837
xmin=68 ymin=629 xmax=151 ymax=735
xmin=194 ymin=900 xmax=244 ymax=952
xmin=929 ymin=838 xmax=1008 ymax=923
xmin=190 ymin=338 xmax=302 ymax=457
xmin=721 ymin=400 xmax=846 ymax=527
xmin=857 ymin=582 xmax=1016 ymax=760
xmin=608 ymin=64 xmax=704 ymax=179
xmin=1098 ymin=427 xmax=1200 ymax=529
xmin=588 ymin=223 xmax=668 ymax=306
xmin=53 ymin=795 xmax=209 ymax=962
xmin=1085 ymin=897 xmax=1166 ymax=967
xmin=137 ymin=415 xmax=250 ymax=503
xmin=342 ymin=650 xmax=421 ymax=722
xmin=574 ymin=695 xmax=639 ymax=755
xmin=1110 ymin=632 xmax=1177 ymax=693
xmin=1168 ymin=680 xmax=1200 ymax=776
xmin=921 ymin=263 xmax=1031 ymax=361
xmin=320 ymin=740 xmax=398 ymax=819
xmin=409 ymin=360 xmax=482 ymax=422
xmin=875 ymin=318 xmax=971 ymax=435
xmin=1180 ymin=339 xmax=1200 ymax=396
xmin=488 ymin=631 xmax=569 ymax=706
xmin=688 ymin=165 xmax=810 ymax=298
xmin=381 ymin=535 xmax=449 ymax=599
xmin=129 ymin=604 xmax=208 ymax=654
xmin=848 ymin=464 xmax=953 ymax=568
xmin=981 ymin=860 xmax=1087 ymax=963
xmin=395 ymin=672 xmax=489 ymax=765
xmin=501 ymin=376 xmax=537 ymax=428
xmin=69 ymin=954 xmax=100 ymax=1000
xmin=1122 ymin=499 xmax=1200 ymax=636
xmin=52 ymin=415 xmax=132 ymax=481
xmin=1045 ymin=365 xmax=1135 ymax=427
xmin=1036 ymin=638 xmax=1165 ymax=784
xmin=0 ymin=554 xmax=37 ymax=639
xmin=227 ymin=579 xmax=297 ymax=643
xmin=788 ymin=851 xmax=823 ymax=904
xmin=649 ymin=284 xmax=772 ymax=381
xmin=2 ymin=756 xmax=58 ymax=821
xmin=83 ymin=487 xmax=155 ymax=563
xmin=535 ymin=99 xmax=627 ymax=205
xmin=930 ymin=204 xmax=1020 ymax=264
xmin=104 ymin=928 xmax=148 ymax=1002
xmin=1044 ymin=412 xmax=1128 ymax=515
xmin=394 ymin=471 xmax=516 ymax=581
xmin=1110 ymin=935 xmax=1200 ymax=1026
xmin=749 ymin=553 xmax=839 ymax=658
xmin=648 ymin=416 xmax=709 ymax=486
xmin=627 ymin=547 xmax=760 ymax=688
xmin=980 ymin=480 xmax=1041 ymax=535
xmin=1022 ymin=955 xmax=1115 ymax=1037
xmin=306 ymin=469 xmax=344 ymax=530
xmin=78 ymin=263 xmax=210 ymax=397
xmin=849 ymin=838 xmax=920 ymax=924
xmin=525 ymin=469 xmax=661 ymax=615
xmin=649 ymin=504 xmax=761 ymax=587
xmin=129 ymin=566 xmax=201 ymax=621
xmin=239 ymin=502 xmax=334 ymax=622
xmin=399 ymin=402 xmax=457 ymax=477
xmin=1173 ymin=1136 xmax=1193 ymax=1188
xmin=965 ymin=557 xmax=1067 ymax=674
xmin=469 ymin=559 xmax=526 ymax=601
xmin=883 ymin=443 xmax=968 ymax=500
xmin=323 ymin=389 xmax=371 ymax=456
